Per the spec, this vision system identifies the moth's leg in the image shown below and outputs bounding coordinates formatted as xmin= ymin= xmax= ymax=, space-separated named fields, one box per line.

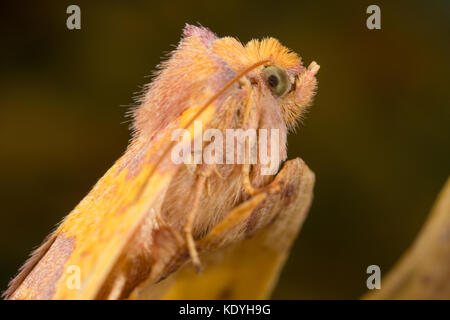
xmin=201 ymin=158 xmax=307 ymax=249
xmin=242 ymin=163 xmax=258 ymax=195
xmin=184 ymin=162 xmax=221 ymax=272
xmin=155 ymin=214 xmax=184 ymax=246
xmin=242 ymin=163 xmax=281 ymax=195
xmin=198 ymin=193 xmax=267 ymax=249
xmin=106 ymin=274 xmax=127 ymax=300
xmin=184 ymin=150 xmax=222 ymax=197
xmin=240 ymin=84 xmax=263 ymax=196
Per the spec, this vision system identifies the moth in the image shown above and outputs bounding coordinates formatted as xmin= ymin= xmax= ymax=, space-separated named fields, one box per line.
xmin=4 ymin=25 xmax=319 ymax=300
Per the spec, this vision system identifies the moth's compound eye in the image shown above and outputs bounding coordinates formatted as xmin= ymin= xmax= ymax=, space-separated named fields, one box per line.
xmin=263 ymin=66 xmax=291 ymax=97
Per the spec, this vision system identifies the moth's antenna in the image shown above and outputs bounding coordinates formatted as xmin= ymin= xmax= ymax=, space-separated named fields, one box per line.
xmin=135 ymin=58 xmax=272 ymax=202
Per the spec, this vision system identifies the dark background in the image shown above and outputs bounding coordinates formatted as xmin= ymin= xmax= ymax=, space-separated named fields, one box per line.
xmin=1 ymin=1 xmax=449 ymax=299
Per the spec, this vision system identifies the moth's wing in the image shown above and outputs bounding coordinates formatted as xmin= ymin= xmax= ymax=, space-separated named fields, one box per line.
xmin=4 ymin=132 xmax=172 ymax=299
xmin=134 ymin=158 xmax=315 ymax=299
xmin=5 ymin=25 xmax=237 ymax=300
xmin=6 ymin=107 xmax=217 ymax=300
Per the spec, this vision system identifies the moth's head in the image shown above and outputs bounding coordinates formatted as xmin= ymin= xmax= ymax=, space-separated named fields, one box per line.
xmin=213 ymin=34 xmax=320 ymax=130
xmin=132 ymin=25 xmax=319 ymax=137
xmin=260 ymin=56 xmax=320 ymax=130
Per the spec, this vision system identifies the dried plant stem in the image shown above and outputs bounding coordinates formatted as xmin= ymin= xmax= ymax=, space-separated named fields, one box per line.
xmin=364 ymin=177 xmax=450 ymax=299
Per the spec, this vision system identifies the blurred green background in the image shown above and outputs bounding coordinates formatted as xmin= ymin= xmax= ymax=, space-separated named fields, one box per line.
xmin=1 ymin=0 xmax=449 ymax=299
